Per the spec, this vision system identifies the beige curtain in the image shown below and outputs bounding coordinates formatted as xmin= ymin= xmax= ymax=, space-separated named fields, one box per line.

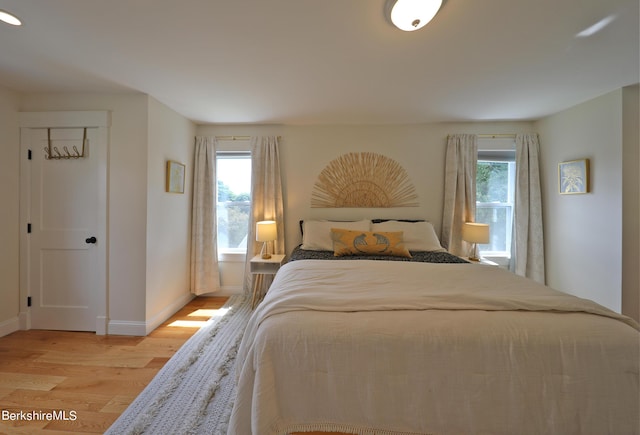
xmin=244 ymin=136 xmax=285 ymax=296
xmin=190 ymin=136 xmax=220 ymax=295
xmin=512 ymin=133 xmax=545 ymax=284
xmin=441 ymin=134 xmax=478 ymax=257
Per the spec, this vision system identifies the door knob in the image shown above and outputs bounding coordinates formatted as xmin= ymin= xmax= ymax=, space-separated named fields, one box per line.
xmin=85 ymin=236 xmax=97 ymax=244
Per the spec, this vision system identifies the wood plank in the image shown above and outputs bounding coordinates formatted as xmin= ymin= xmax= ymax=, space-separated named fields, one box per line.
xmin=291 ymin=433 xmax=356 ymax=435
xmin=0 ymin=331 xmax=144 ymax=348
xmin=0 ymin=387 xmax=12 ymax=400
xmin=0 ymin=423 xmax=96 ymax=435
xmin=0 ymin=361 xmax=160 ymax=381
xmin=0 ymin=373 xmax=66 ymax=391
xmin=144 ymin=357 xmax=171 ymax=369
xmin=51 ymin=377 xmax=151 ymax=397
xmin=0 ymin=419 xmax=49 ymax=432
xmin=0 ymin=348 xmax=46 ymax=360
xmin=133 ymin=336 xmax=194 ymax=355
xmin=34 ymin=349 xmax=154 ymax=368
xmin=1 ymin=389 xmax=110 ymax=412
xmin=43 ymin=410 xmax=119 ymax=434
xmin=99 ymin=394 xmax=139 ymax=414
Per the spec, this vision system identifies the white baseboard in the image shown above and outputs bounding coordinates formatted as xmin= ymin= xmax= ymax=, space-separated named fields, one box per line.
xmin=107 ymin=320 xmax=148 ymax=336
xmin=0 ymin=316 xmax=19 ymax=338
xmin=107 ymin=292 xmax=195 ymax=336
xmin=96 ymin=316 xmax=108 ymax=336
xmin=18 ymin=311 xmax=29 ymax=330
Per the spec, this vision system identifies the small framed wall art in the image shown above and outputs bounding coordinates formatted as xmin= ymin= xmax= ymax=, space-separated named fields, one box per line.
xmin=558 ymin=159 xmax=589 ymax=194
xmin=166 ymin=160 xmax=185 ymax=193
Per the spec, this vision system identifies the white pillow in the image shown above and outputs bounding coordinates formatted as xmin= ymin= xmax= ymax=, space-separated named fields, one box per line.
xmin=301 ymin=220 xmax=371 ymax=251
xmin=370 ymin=220 xmax=445 ymax=252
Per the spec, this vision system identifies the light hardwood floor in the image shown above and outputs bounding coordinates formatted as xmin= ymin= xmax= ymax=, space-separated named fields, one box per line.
xmin=0 ymin=296 xmax=229 ymax=435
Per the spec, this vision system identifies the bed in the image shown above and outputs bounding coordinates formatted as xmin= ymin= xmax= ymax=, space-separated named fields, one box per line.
xmin=228 ymin=220 xmax=640 ymax=435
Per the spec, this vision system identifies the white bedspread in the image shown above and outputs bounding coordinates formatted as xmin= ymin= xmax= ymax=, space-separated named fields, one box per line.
xmin=229 ymin=260 xmax=640 ymax=435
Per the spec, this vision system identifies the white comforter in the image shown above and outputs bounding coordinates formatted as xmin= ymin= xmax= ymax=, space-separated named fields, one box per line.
xmin=229 ymin=260 xmax=640 ymax=435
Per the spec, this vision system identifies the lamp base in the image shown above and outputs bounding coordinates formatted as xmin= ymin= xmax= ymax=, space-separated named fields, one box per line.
xmin=468 ymin=243 xmax=480 ymax=262
xmin=260 ymin=241 xmax=271 ymax=259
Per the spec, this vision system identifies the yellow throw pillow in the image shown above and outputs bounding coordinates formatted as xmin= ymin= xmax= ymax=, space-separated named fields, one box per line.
xmin=331 ymin=228 xmax=412 ymax=258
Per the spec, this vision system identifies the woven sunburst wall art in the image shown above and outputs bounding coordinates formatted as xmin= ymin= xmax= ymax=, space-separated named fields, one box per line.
xmin=311 ymin=152 xmax=419 ymax=208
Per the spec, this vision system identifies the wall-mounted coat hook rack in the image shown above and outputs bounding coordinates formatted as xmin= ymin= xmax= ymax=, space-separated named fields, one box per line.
xmin=44 ymin=127 xmax=87 ymax=160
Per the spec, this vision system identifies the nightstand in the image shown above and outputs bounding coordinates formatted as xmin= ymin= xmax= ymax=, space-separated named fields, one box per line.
xmin=250 ymin=254 xmax=286 ymax=308
xmin=466 ymin=257 xmax=499 ymax=266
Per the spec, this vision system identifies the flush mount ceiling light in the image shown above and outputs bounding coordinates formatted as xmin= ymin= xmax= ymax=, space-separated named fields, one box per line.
xmin=387 ymin=0 xmax=443 ymax=32
xmin=0 ymin=9 xmax=22 ymax=26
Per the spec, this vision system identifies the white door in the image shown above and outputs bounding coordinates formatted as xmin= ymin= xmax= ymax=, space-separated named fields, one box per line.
xmin=27 ymin=127 xmax=100 ymax=331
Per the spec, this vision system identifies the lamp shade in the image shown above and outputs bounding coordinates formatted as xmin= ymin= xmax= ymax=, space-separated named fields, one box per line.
xmin=389 ymin=0 xmax=443 ymax=32
xmin=256 ymin=221 xmax=277 ymax=242
xmin=462 ymin=222 xmax=490 ymax=244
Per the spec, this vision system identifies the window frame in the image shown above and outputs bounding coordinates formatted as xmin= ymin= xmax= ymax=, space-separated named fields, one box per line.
xmin=216 ymin=149 xmax=252 ymax=260
xmin=475 ymin=141 xmax=516 ymax=259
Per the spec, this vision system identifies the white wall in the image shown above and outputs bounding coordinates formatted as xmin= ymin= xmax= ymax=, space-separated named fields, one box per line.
xmin=0 ymin=86 xmax=20 ymax=335
xmin=197 ymin=121 xmax=534 ymax=285
xmin=622 ymin=84 xmax=639 ymax=321
xmin=536 ymin=90 xmax=624 ymax=312
xmin=145 ymin=97 xmax=196 ymax=328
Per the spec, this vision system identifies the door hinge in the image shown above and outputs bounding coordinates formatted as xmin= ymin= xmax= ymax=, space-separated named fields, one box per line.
xmin=28 ymin=149 xmax=32 ymax=160
xmin=27 ymin=297 xmax=32 ymax=307
xmin=27 ymin=223 xmax=31 ymax=233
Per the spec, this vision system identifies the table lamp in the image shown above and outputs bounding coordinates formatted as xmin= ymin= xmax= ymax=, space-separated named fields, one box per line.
xmin=256 ymin=220 xmax=277 ymax=259
xmin=462 ymin=222 xmax=489 ymax=261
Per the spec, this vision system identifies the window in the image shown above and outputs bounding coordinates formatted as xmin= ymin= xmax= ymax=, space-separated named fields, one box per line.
xmin=476 ymin=149 xmax=515 ymax=258
xmin=216 ymin=152 xmax=251 ymax=254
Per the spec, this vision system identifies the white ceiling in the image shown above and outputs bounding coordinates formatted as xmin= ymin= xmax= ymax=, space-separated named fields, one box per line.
xmin=0 ymin=0 xmax=637 ymax=125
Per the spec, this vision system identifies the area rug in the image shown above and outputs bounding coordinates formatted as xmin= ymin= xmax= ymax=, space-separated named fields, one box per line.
xmin=105 ymin=295 xmax=252 ymax=435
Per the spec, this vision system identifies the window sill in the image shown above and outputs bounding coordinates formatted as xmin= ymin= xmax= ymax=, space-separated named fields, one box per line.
xmin=218 ymin=251 xmax=247 ymax=263
xmin=480 ymin=255 xmax=510 ymax=268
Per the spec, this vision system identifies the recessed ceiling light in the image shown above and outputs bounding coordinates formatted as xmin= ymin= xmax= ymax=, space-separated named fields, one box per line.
xmin=0 ymin=9 xmax=22 ymax=26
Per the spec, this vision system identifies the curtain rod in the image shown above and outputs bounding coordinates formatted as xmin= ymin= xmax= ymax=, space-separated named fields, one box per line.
xmin=448 ymin=134 xmax=517 ymax=139
xmin=477 ymin=134 xmax=516 ymax=139
xmin=214 ymin=135 xmax=282 ymax=141
xmin=215 ymin=135 xmax=251 ymax=141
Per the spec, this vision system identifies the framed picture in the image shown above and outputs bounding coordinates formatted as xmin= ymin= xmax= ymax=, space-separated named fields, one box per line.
xmin=558 ymin=159 xmax=589 ymax=194
xmin=166 ymin=160 xmax=185 ymax=193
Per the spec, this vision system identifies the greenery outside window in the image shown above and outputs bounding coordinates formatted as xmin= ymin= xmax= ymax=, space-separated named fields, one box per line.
xmin=217 ymin=152 xmax=251 ymax=255
xmin=476 ymin=150 xmax=515 ymax=258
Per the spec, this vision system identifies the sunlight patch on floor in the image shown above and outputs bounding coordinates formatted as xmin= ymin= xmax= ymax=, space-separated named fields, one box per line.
xmin=168 ymin=320 xmax=210 ymax=328
xmin=188 ymin=309 xmax=218 ymax=317
xmin=168 ymin=307 xmax=230 ymax=328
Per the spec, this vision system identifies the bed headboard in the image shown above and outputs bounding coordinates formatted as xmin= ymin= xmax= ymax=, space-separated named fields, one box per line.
xmin=310 ymin=152 xmax=419 ymax=208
